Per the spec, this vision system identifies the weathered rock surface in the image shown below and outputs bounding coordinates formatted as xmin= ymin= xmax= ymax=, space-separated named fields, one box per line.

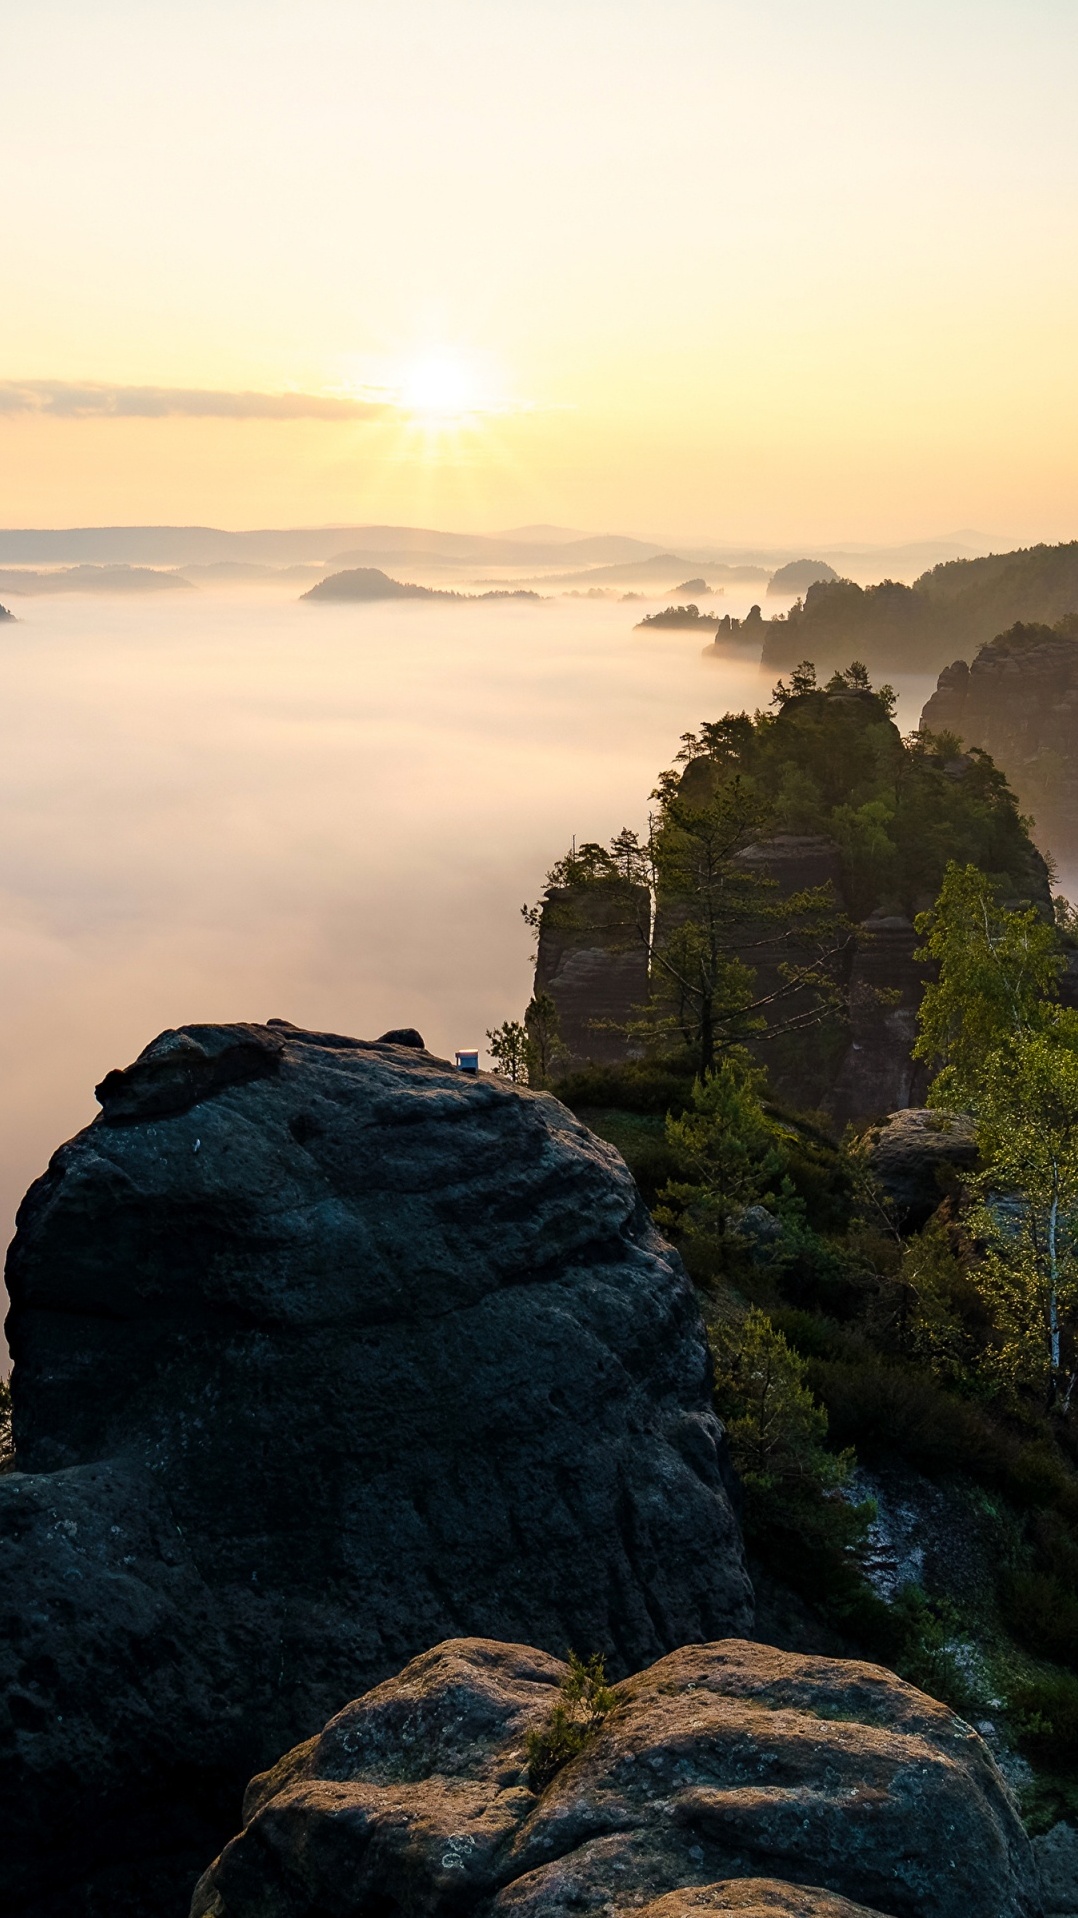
xmin=828 ymin=913 xmax=931 ymax=1131
xmin=920 ymin=620 xmax=1078 ymax=865
xmin=2 ymin=1021 xmax=751 ymax=1918
xmin=1033 ymin=1820 xmax=1078 ymax=1917
xmin=191 ymin=1635 xmax=1039 ymax=1918
xmin=860 ymin=1107 xmax=979 ymax=1227
xmin=533 ymin=880 xmax=651 ymax=1067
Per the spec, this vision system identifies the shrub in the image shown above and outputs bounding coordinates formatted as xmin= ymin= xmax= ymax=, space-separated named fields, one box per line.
xmin=526 ymin=1653 xmax=616 ymax=1793
xmin=1010 ymin=1670 xmax=1078 ymax=1763
xmin=1001 ymin=1568 xmax=1078 ymax=1669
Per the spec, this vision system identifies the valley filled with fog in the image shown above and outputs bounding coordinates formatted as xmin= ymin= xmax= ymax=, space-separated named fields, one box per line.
xmin=0 ymin=581 xmax=938 ymax=1321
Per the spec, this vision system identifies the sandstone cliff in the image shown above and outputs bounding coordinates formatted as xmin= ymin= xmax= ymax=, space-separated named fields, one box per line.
xmin=920 ymin=619 xmax=1078 ymax=866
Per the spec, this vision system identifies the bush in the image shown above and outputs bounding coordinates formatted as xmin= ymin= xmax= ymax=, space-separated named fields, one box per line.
xmin=1002 ymin=1568 xmax=1078 ymax=1669
xmin=526 ymin=1653 xmax=616 ymax=1793
xmin=1010 ymin=1670 xmax=1078 ymax=1763
xmin=552 ymin=1060 xmax=693 ymax=1115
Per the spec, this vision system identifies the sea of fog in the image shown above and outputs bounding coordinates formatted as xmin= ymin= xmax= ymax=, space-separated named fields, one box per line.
xmin=0 ymin=582 xmax=939 ymax=1341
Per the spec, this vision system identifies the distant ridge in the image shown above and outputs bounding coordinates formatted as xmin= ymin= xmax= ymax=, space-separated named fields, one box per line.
xmin=0 ymin=524 xmax=663 ymax=570
xmin=761 ymin=538 xmax=1078 ymax=675
xmin=301 ymin=566 xmax=541 ymax=604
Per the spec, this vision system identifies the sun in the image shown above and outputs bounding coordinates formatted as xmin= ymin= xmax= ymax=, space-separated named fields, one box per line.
xmin=399 ymin=352 xmax=482 ymax=420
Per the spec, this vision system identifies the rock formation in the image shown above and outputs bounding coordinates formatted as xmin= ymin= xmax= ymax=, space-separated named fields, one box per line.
xmin=190 ymin=1635 xmax=1039 ymax=1918
xmin=533 ymin=836 xmax=928 ymax=1125
xmin=2 ymin=1021 xmax=751 ymax=1918
xmin=533 ymin=879 xmax=651 ymax=1067
xmin=860 ymin=1108 xmax=979 ymax=1227
xmin=920 ymin=620 xmax=1078 ymax=866
xmin=828 ymin=911 xmax=932 ymax=1130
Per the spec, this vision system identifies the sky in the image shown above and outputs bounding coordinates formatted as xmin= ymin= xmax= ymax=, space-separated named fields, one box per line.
xmin=2 ymin=0 xmax=1078 ymax=544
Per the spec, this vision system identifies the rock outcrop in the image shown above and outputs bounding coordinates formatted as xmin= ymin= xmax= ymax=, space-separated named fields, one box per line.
xmin=920 ymin=620 xmax=1078 ymax=866
xmin=2 ymin=1021 xmax=751 ymax=1918
xmin=1034 ymin=1821 xmax=1078 ymax=1917
xmin=191 ymin=1635 xmax=1039 ymax=1918
xmin=860 ymin=1107 xmax=979 ymax=1227
xmin=533 ymin=880 xmax=651 ymax=1067
xmin=829 ymin=912 xmax=931 ymax=1130
xmin=534 ymin=836 xmax=928 ymax=1126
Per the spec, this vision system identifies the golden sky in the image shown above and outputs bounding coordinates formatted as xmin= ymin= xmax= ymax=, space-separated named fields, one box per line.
xmin=3 ymin=0 xmax=1077 ymax=544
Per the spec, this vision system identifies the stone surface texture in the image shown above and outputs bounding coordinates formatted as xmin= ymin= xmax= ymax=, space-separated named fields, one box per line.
xmin=533 ymin=831 xmax=929 ymax=1127
xmin=920 ymin=622 xmax=1078 ymax=864
xmin=828 ymin=914 xmax=931 ymax=1131
xmin=860 ymin=1107 xmax=979 ymax=1227
xmin=2 ymin=1021 xmax=750 ymax=1918
xmin=191 ymin=1635 xmax=1039 ymax=1918
xmin=533 ymin=880 xmax=652 ymax=1068
xmin=1033 ymin=1820 xmax=1078 ymax=1917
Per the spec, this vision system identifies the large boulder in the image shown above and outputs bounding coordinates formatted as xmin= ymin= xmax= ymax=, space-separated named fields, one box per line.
xmin=1 ymin=1021 xmax=751 ymax=1918
xmin=860 ymin=1107 xmax=979 ymax=1227
xmin=191 ymin=1635 xmax=1039 ymax=1918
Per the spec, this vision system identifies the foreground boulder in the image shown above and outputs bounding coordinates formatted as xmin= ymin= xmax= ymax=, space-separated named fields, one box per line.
xmin=192 ymin=1636 xmax=1039 ymax=1918
xmin=2 ymin=1021 xmax=751 ymax=1918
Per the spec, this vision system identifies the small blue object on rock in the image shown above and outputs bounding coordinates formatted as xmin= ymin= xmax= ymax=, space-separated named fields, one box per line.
xmin=455 ymin=1049 xmax=480 ymax=1072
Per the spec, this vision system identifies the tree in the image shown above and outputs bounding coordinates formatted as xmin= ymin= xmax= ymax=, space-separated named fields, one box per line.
xmin=523 ymin=991 xmax=565 ymax=1088
xmin=913 ymin=861 xmax=1062 ymax=1107
xmin=486 ymin=1019 xmax=529 ymax=1081
xmin=646 ymin=765 xmax=848 ymax=1076
xmin=970 ymin=1026 xmax=1078 ymax=1409
xmin=711 ymin=1308 xmax=851 ymax=1492
xmin=657 ymin=1054 xmax=786 ymax=1244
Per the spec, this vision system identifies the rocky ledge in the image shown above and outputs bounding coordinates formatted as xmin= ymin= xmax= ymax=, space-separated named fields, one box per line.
xmin=192 ymin=1635 xmax=1039 ymax=1918
xmin=2 ymin=1021 xmax=750 ymax=1917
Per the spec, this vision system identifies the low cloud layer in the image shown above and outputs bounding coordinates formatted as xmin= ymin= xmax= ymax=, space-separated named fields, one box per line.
xmin=0 ymin=381 xmax=389 ymax=420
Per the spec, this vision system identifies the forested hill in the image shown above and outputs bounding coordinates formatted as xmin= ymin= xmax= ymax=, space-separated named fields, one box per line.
xmin=760 ymin=539 xmax=1078 ymax=676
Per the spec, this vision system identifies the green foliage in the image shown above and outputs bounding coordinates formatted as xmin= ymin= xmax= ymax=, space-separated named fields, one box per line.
xmin=645 ymin=764 xmax=847 ymax=1076
xmin=658 ymin=1057 xmax=785 ymax=1242
xmin=675 ymin=673 xmax=1040 ymax=926
xmin=1010 ymin=1670 xmax=1078 ymax=1764
xmin=914 ymin=863 xmax=1062 ymax=1106
xmin=486 ymin=1018 xmax=529 ymax=1082
xmin=525 ymin=1653 xmax=616 ymax=1793
xmin=776 ymin=544 xmax=1078 ymax=674
xmin=711 ymin=1307 xmax=852 ymax=1493
xmin=523 ymin=991 xmax=566 ymax=1088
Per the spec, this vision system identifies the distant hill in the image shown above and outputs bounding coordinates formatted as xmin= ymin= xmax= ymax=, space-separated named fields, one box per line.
xmin=0 ymin=565 xmax=191 ymax=594
xmin=523 ymin=554 xmax=770 ymax=590
xmin=303 ymin=568 xmax=439 ymax=602
xmin=635 ymin=602 xmax=720 ymax=630
xmin=302 ymin=567 xmax=541 ymax=604
xmin=0 ymin=523 xmax=665 ymax=571
xmin=761 ymin=540 xmax=1078 ymax=675
xmin=766 ymin=558 xmax=838 ymax=596
xmin=0 ymin=602 xmax=13 ymax=620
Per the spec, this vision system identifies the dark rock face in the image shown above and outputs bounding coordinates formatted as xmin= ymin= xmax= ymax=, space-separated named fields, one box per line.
xmin=191 ymin=1636 xmax=1039 ymax=1918
xmin=829 ymin=913 xmax=931 ymax=1131
xmin=534 ymin=882 xmax=651 ymax=1067
xmin=921 ymin=621 xmax=1078 ymax=865
xmin=1033 ymin=1821 xmax=1078 ymax=1917
xmin=534 ymin=837 xmax=928 ymax=1126
xmin=861 ymin=1107 xmax=979 ymax=1227
xmin=2 ymin=1021 xmax=751 ymax=1918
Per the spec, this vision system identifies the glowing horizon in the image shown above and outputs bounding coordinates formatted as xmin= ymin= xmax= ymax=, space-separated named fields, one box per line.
xmin=3 ymin=1 xmax=1078 ymax=545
